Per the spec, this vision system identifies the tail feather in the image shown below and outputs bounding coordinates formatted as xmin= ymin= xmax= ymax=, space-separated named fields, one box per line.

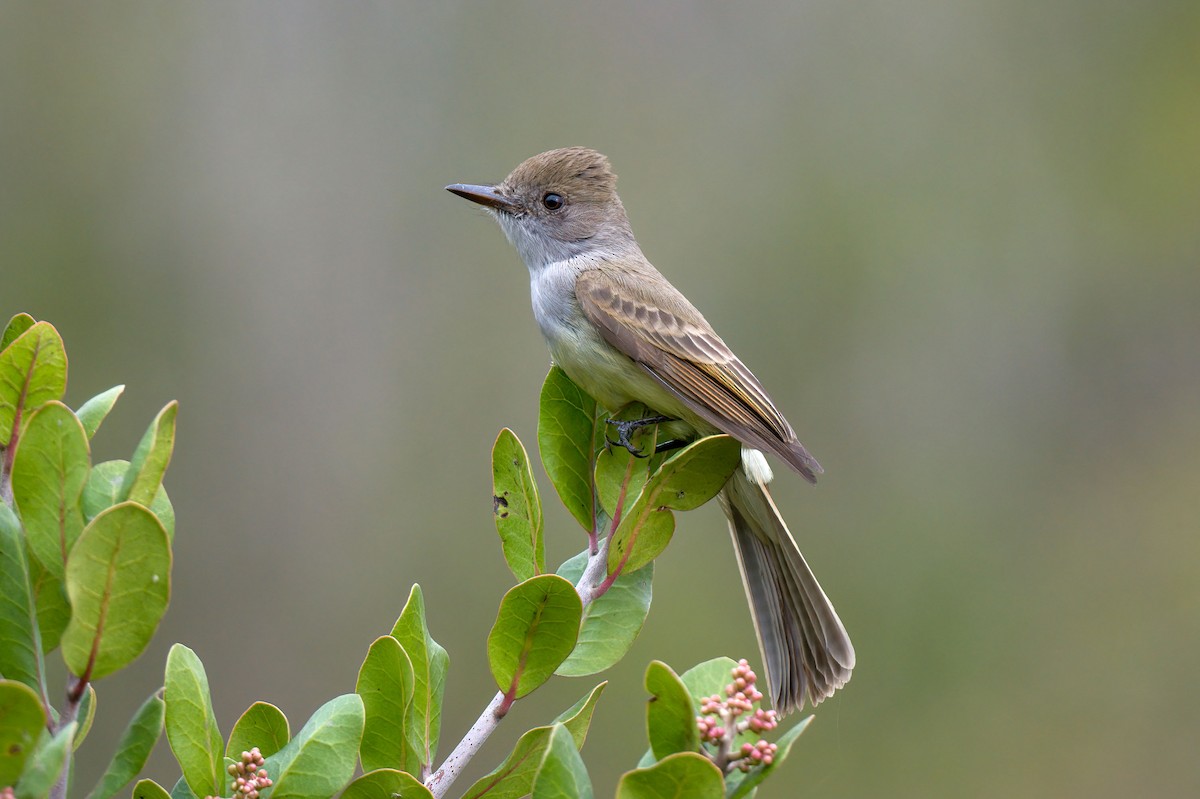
xmin=722 ymin=465 xmax=854 ymax=714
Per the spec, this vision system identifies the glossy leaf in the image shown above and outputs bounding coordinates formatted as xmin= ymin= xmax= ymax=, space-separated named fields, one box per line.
xmin=487 ymin=575 xmax=581 ymax=699
xmin=725 ymin=715 xmax=812 ymax=799
xmin=644 ymin=661 xmax=699 ymax=761
xmin=265 ymin=694 xmax=364 ymax=799
xmin=30 ymin=559 xmax=70 ymax=653
xmin=74 ymin=684 xmax=97 ymax=750
xmin=85 ymin=692 xmax=165 ymax=799
xmin=679 ymin=657 xmax=739 ymax=705
xmin=0 ymin=505 xmax=41 ymax=691
xmin=643 ymin=435 xmax=741 ymax=512
xmin=118 ymin=401 xmax=177 ymax=506
xmin=461 ymin=726 xmax=555 ymax=799
xmin=593 ymin=403 xmax=655 ymax=519
xmin=14 ymin=722 xmax=76 ymax=799
xmin=605 ymin=510 xmax=673 ymax=580
xmin=1 ymin=313 xmax=35 ymax=353
xmin=531 ymin=723 xmax=592 ymax=799
xmin=555 ymin=551 xmax=652 ymax=677
xmin=551 ymin=681 xmax=607 ymax=748
xmin=339 ymin=768 xmax=434 ymax=799
xmin=460 ymin=682 xmax=606 ymax=799
xmin=168 ymin=777 xmax=198 ymax=799
xmin=61 ymin=503 xmax=171 ymax=681
xmin=130 ymin=779 xmax=171 ymax=799
xmin=0 ymin=321 xmax=67 ymax=448
xmin=608 ymin=436 xmax=740 ymax=575
xmin=389 ymin=585 xmax=448 ymax=769
xmin=492 ymin=428 xmax=544 ymax=582
xmin=355 ymin=635 xmax=417 ymax=773
xmin=164 ymin=644 xmax=224 ymax=799
xmin=76 ymin=385 xmax=125 ymax=441
xmin=615 ymin=752 xmax=724 ymax=799
xmin=537 ymin=366 xmax=601 ymax=534
xmin=12 ymin=401 xmax=90 ymax=579
xmin=83 ymin=460 xmax=174 ymax=541
xmin=226 ymin=701 xmax=290 ymax=760
xmin=0 ymin=679 xmax=46 ymax=785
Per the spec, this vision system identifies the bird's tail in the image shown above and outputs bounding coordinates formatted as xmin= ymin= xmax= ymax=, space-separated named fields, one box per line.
xmin=721 ymin=464 xmax=855 ymax=714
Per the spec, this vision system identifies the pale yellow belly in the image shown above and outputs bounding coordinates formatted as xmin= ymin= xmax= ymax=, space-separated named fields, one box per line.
xmin=545 ymin=326 xmax=706 ymax=440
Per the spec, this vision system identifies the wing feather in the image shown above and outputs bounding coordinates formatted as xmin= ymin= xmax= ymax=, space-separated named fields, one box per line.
xmin=576 ymin=269 xmax=822 ymax=481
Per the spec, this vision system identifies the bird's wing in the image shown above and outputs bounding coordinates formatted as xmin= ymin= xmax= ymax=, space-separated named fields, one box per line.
xmin=575 ymin=268 xmax=822 ymax=481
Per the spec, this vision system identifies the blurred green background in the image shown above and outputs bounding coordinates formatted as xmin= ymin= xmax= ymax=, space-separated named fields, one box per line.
xmin=4 ymin=2 xmax=1198 ymax=796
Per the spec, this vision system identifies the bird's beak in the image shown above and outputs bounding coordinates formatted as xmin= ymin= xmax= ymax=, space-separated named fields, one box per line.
xmin=445 ymin=183 xmax=517 ymax=213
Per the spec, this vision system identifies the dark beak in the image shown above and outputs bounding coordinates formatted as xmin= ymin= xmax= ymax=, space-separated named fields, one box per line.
xmin=445 ymin=183 xmax=517 ymax=212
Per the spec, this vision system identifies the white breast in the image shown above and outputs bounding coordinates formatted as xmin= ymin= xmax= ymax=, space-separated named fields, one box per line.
xmin=527 ymin=259 xmax=691 ymax=418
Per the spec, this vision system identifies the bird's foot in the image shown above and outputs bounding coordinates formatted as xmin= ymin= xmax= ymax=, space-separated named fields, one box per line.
xmin=605 ymin=415 xmax=673 ymax=458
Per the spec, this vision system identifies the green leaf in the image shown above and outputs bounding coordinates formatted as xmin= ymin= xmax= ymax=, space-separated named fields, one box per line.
xmin=644 ymin=661 xmax=699 ymax=761
xmin=555 ymin=551 xmax=652 ymax=677
xmin=74 ymin=683 xmax=97 ymax=750
xmin=492 ymin=428 xmax=544 ymax=582
xmin=608 ymin=436 xmax=741 ymax=575
xmin=168 ymin=777 xmax=198 ymax=799
xmin=644 ymin=435 xmax=742 ymax=512
xmin=615 ymin=752 xmax=724 ymax=799
xmin=226 ymin=701 xmax=290 ymax=760
xmin=265 ymin=694 xmax=364 ymax=799
xmin=29 ymin=559 xmax=70 ymax=654
xmin=1 ymin=314 xmax=36 ymax=353
xmin=460 ymin=726 xmax=555 ymax=799
xmin=0 ymin=505 xmax=42 ymax=691
xmin=118 ymin=401 xmax=177 ymax=506
xmin=0 ymin=679 xmax=47 ymax=786
xmin=0 ymin=321 xmax=67 ymax=448
xmin=725 ymin=715 xmax=813 ymax=799
xmin=389 ymin=585 xmax=448 ymax=769
xmin=85 ymin=692 xmax=165 ymax=799
xmin=679 ymin=658 xmax=739 ymax=705
xmin=164 ymin=644 xmax=224 ymax=799
xmin=130 ymin=779 xmax=171 ymax=799
xmin=12 ymin=401 xmax=90 ymax=579
xmin=551 ymin=682 xmax=607 ymax=748
xmin=339 ymin=769 xmax=433 ymax=799
xmin=148 ymin=486 xmax=175 ymax=542
xmin=82 ymin=461 xmax=175 ymax=541
xmin=15 ymin=722 xmax=76 ymax=799
xmin=461 ymin=683 xmax=606 ymax=799
xmin=593 ymin=403 xmax=656 ymax=519
xmin=355 ymin=635 xmax=417 ymax=774
xmin=537 ymin=366 xmax=601 ymax=534
xmin=75 ymin=386 xmax=125 ymax=441
xmin=487 ymin=575 xmax=582 ymax=699
xmin=531 ymin=723 xmax=592 ymax=799
xmin=61 ymin=503 xmax=171 ymax=681
xmin=605 ymin=510 xmax=673 ymax=580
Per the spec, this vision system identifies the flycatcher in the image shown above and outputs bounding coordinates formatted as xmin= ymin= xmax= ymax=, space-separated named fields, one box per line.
xmin=447 ymin=147 xmax=853 ymax=713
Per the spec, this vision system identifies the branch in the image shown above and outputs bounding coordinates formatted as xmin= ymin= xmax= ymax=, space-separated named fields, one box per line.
xmin=425 ymin=526 xmax=612 ymax=796
xmin=48 ymin=680 xmax=83 ymax=799
xmin=425 ymin=691 xmax=507 ymax=798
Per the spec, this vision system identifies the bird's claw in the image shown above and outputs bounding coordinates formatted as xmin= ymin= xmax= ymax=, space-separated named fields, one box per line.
xmin=605 ymin=415 xmax=672 ymax=458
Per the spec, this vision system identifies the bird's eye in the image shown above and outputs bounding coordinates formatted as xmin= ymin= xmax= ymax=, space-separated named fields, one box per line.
xmin=542 ymin=192 xmax=564 ymax=210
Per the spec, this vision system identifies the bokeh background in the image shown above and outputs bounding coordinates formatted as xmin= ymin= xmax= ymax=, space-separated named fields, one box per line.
xmin=4 ymin=2 xmax=1198 ymax=796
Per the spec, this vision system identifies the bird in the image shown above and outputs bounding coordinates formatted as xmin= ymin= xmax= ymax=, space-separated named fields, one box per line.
xmin=446 ymin=147 xmax=853 ymax=713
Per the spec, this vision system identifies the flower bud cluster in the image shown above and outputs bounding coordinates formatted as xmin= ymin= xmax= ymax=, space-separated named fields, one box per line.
xmin=696 ymin=659 xmax=780 ymax=773
xmin=737 ymin=738 xmax=777 ymax=771
xmin=219 ymin=747 xmax=273 ymax=799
